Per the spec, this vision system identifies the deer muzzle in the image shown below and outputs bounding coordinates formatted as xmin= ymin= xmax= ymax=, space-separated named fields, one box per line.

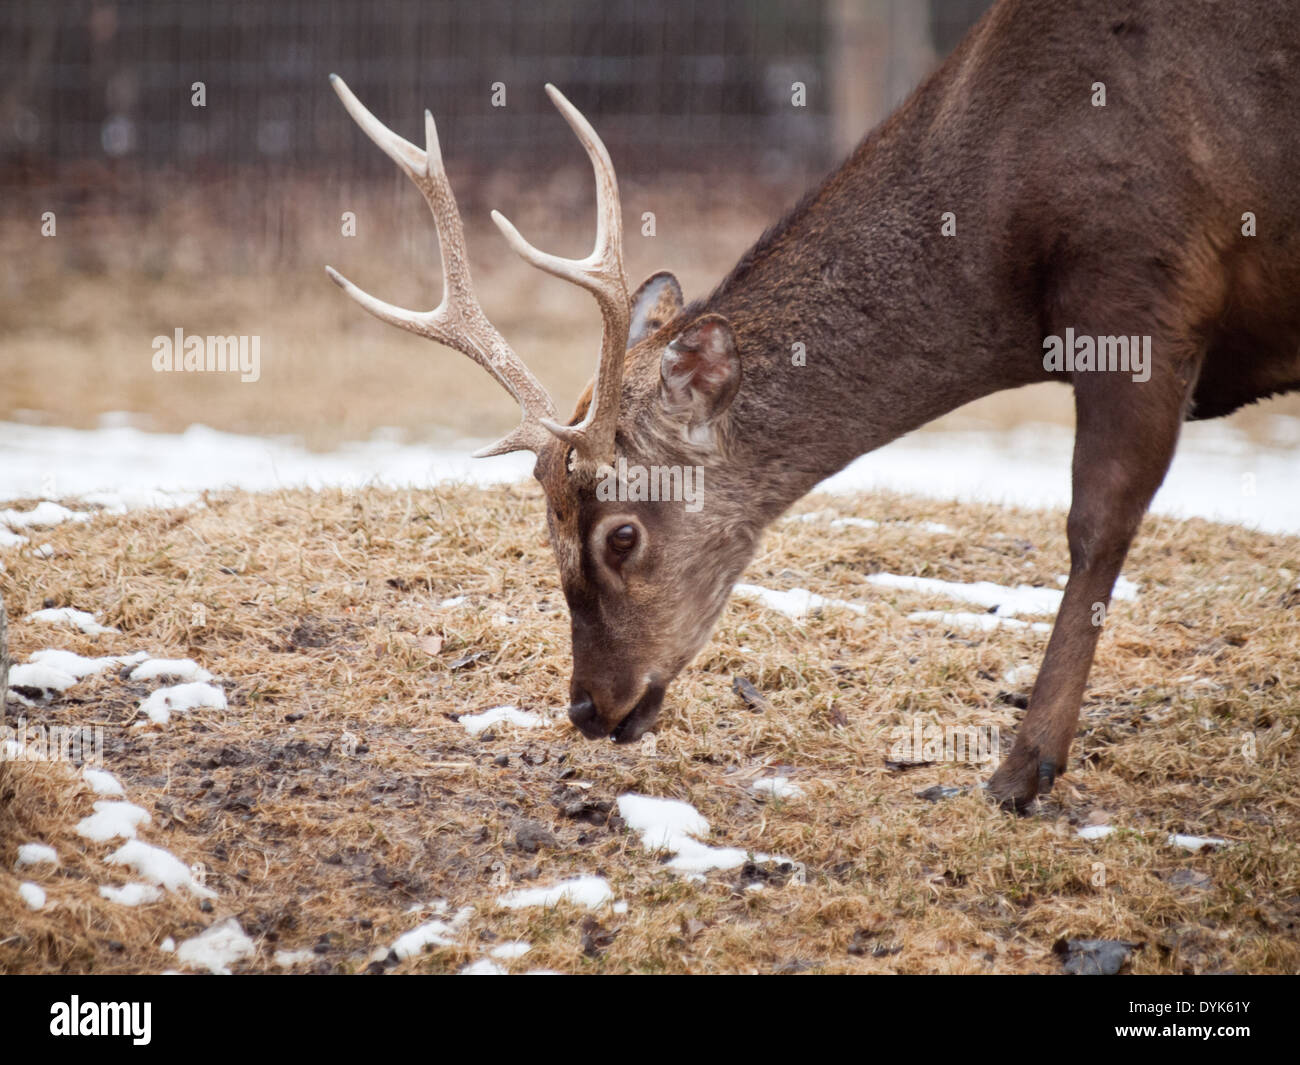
xmin=568 ymin=681 xmax=666 ymax=743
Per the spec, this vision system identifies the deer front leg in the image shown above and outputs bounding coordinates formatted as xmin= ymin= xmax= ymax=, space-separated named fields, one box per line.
xmin=987 ymin=347 xmax=1200 ymax=810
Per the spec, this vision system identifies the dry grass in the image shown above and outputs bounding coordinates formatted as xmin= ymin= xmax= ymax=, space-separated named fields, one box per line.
xmin=1 ymin=484 xmax=1298 ymax=974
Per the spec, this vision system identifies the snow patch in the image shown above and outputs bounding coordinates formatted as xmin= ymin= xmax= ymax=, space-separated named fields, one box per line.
xmin=617 ymin=793 xmax=799 ymax=875
xmin=175 ymin=918 xmax=255 ymax=974
xmin=0 ymin=422 xmax=535 ymax=502
xmin=1168 ymin=834 xmax=1230 ymax=853
xmin=732 ymin=583 xmax=865 ymax=619
xmin=7 ymin=661 xmax=79 ymax=695
xmin=1113 ymin=576 xmax=1140 ymax=601
xmin=459 ymin=705 xmax=545 ymax=736
xmin=498 ymin=876 xmax=612 ymax=910
xmin=29 ymin=648 xmax=146 ymax=679
xmin=460 ymin=959 xmax=508 ymax=975
xmin=82 ymin=767 xmax=126 ymax=797
xmin=15 ymin=842 xmax=58 ymax=868
xmin=0 ymin=419 xmax=1296 ymax=533
xmin=106 ymin=840 xmax=216 ymax=897
xmin=99 ymin=883 xmax=163 ymax=906
xmin=76 ymin=801 xmax=152 ymax=842
xmin=1002 ymin=664 xmax=1037 ymax=687
xmin=129 ymin=658 xmax=213 ymax=683
xmin=752 ymin=776 xmax=804 ymax=800
xmin=814 ymin=421 xmax=1300 ymax=535
xmin=139 ymin=681 xmax=227 ymax=724
xmin=867 ymin=573 xmax=1064 ymax=617
xmin=19 ymin=882 xmax=46 ymax=910
xmin=390 ymin=906 xmax=474 ymax=961
xmin=8 ymin=648 xmax=149 ymax=696
xmin=1 ymin=501 xmax=91 ymax=530
xmin=273 ymin=949 xmax=318 ymax=967
xmin=25 ymin=607 xmax=119 ymax=636
xmin=405 ymin=899 xmax=449 ymax=915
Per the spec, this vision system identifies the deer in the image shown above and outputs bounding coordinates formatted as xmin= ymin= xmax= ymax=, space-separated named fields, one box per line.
xmin=325 ymin=0 xmax=1300 ymax=809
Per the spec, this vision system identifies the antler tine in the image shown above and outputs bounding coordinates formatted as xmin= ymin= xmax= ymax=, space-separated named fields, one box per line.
xmin=491 ymin=84 xmax=631 ymax=465
xmin=325 ymin=74 xmax=557 ymax=458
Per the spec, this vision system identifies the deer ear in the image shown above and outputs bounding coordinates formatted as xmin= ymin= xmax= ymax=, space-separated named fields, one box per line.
xmin=628 ymin=271 xmax=683 ymax=348
xmin=660 ymin=314 xmax=740 ymax=432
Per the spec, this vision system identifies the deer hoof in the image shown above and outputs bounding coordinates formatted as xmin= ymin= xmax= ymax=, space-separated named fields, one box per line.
xmin=985 ymin=750 xmax=1042 ymax=813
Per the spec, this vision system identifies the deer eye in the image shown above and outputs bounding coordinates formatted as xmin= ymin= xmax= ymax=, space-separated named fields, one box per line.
xmin=607 ymin=524 xmax=638 ymax=555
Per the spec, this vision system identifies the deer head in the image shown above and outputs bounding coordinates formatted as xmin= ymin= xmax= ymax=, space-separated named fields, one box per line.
xmin=327 ymin=77 xmax=753 ymax=742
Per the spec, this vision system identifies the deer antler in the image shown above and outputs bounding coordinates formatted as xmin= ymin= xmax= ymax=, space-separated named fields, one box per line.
xmin=326 ymin=76 xmax=631 ymax=466
xmin=491 ymin=84 xmax=631 ymax=465
xmin=325 ymin=74 xmax=557 ymax=458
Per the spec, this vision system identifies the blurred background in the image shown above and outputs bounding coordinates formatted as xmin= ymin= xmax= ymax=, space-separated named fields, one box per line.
xmin=1 ymin=0 xmax=1296 ymax=524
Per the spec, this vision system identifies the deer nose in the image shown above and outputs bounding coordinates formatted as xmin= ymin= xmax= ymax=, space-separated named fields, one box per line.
xmin=567 ymin=689 xmax=609 ymax=739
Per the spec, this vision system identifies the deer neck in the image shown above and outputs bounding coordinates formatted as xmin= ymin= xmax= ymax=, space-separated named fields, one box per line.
xmin=700 ymin=105 xmax=1032 ymax=521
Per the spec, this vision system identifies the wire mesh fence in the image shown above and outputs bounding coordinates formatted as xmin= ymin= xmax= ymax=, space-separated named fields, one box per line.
xmin=2 ymin=1 xmax=992 ymax=193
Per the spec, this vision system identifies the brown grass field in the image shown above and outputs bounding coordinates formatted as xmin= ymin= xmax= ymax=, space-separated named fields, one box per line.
xmin=2 ymin=485 xmax=1297 ymax=974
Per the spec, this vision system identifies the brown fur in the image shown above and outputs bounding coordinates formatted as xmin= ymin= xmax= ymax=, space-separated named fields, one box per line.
xmin=530 ymin=0 xmax=1300 ymax=807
